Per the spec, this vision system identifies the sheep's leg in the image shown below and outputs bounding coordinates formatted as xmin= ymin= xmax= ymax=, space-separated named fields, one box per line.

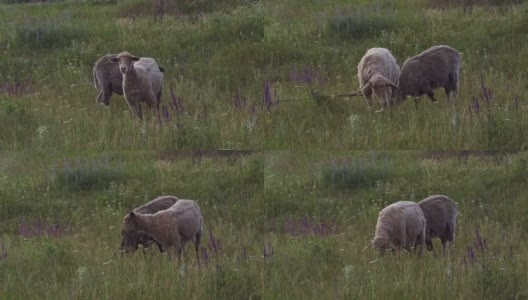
xmin=96 ymin=91 xmax=105 ymax=105
xmin=156 ymin=241 xmax=165 ymax=253
xmin=195 ymin=231 xmax=202 ymax=264
xmin=125 ymin=97 xmax=141 ymax=119
xmin=418 ymin=231 xmax=425 ymax=257
xmin=426 ymin=239 xmax=434 ymax=252
xmin=447 ymin=73 xmax=459 ymax=103
xmin=426 ymin=91 xmax=437 ymax=102
xmin=136 ymin=102 xmax=143 ymax=119
xmin=97 ymin=86 xmax=112 ymax=106
xmin=177 ymin=244 xmax=183 ymax=262
xmin=441 ymin=239 xmax=447 ymax=256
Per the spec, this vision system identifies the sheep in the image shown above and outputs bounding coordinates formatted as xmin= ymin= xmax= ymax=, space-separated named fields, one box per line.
xmin=93 ymin=54 xmax=165 ymax=106
xmin=120 ymin=195 xmax=179 ymax=253
xmin=110 ymin=52 xmax=164 ymax=119
xmin=418 ymin=195 xmax=457 ymax=254
xmin=121 ymin=199 xmax=203 ymax=262
xmin=369 ymin=201 xmax=426 ymax=255
xmin=357 ymin=48 xmax=400 ymax=112
xmin=93 ymin=54 xmax=123 ymax=106
xmin=398 ymin=45 xmax=461 ymax=103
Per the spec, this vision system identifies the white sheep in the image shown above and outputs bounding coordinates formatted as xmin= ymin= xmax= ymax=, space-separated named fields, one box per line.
xmin=121 ymin=199 xmax=203 ymax=261
xmin=398 ymin=45 xmax=461 ymax=103
xmin=418 ymin=195 xmax=457 ymax=254
xmin=93 ymin=54 xmax=165 ymax=106
xmin=110 ymin=52 xmax=164 ymax=119
xmin=369 ymin=201 xmax=426 ymax=255
xmin=357 ymin=48 xmax=400 ymax=111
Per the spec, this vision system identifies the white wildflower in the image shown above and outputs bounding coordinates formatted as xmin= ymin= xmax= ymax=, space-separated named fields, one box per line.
xmin=349 ymin=114 xmax=359 ymax=130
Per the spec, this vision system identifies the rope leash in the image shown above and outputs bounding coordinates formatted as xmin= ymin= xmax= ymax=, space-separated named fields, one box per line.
xmin=279 ymin=89 xmax=363 ymax=105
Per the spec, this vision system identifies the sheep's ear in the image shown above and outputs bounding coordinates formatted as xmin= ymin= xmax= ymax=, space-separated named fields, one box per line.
xmin=110 ymin=57 xmax=119 ymax=63
xmin=128 ymin=211 xmax=136 ymax=219
xmin=131 ymin=56 xmax=140 ymax=62
xmin=159 ymin=67 xmax=166 ymax=72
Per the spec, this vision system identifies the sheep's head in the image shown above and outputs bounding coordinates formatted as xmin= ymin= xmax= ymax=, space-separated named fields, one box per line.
xmin=110 ymin=52 xmax=140 ymax=74
xmin=371 ymin=236 xmax=392 ymax=254
xmin=120 ymin=230 xmax=157 ymax=253
xmin=362 ymin=74 xmax=399 ymax=107
xmin=120 ymin=211 xmax=142 ymax=252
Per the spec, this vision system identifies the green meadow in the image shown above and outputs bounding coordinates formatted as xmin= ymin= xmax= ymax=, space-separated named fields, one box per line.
xmin=0 ymin=0 xmax=527 ymax=149
xmin=1 ymin=0 xmax=527 ymax=298
xmin=0 ymin=151 xmax=527 ymax=298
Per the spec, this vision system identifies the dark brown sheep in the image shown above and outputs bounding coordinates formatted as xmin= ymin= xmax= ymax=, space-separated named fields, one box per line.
xmin=93 ymin=53 xmax=165 ymax=107
xmin=398 ymin=45 xmax=461 ymax=103
xmin=93 ymin=54 xmax=123 ymax=106
xmin=120 ymin=195 xmax=179 ymax=253
xmin=418 ymin=195 xmax=457 ymax=254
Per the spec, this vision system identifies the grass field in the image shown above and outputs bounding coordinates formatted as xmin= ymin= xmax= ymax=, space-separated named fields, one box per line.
xmin=0 ymin=0 xmax=527 ymax=149
xmin=1 ymin=0 xmax=527 ymax=298
xmin=1 ymin=151 xmax=527 ymax=299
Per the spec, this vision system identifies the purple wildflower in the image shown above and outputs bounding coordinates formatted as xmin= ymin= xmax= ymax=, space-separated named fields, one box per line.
xmin=468 ymin=246 xmax=475 ymax=263
xmin=473 ymin=96 xmax=480 ymax=113
xmin=169 ymin=87 xmax=184 ymax=113
xmin=290 ymin=64 xmax=298 ymax=83
xmin=480 ymin=78 xmax=492 ymax=104
xmin=209 ymin=229 xmax=217 ymax=253
xmin=162 ymin=105 xmax=170 ymax=122
xmin=476 ymin=227 xmax=483 ymax=251
xmin=264 ymin=80 xmax=272 ymax=110
xmin=202 ymin=247 xmax=209 ymax=263
xmin=303 ymin=67 xmax=313 ymax=85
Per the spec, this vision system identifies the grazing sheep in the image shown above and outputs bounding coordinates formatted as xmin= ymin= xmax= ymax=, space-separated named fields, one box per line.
xmin=120 ymin=195 xmax=179 ymax=253
xmin=357 ymin=48 xmax=400 ymax=111
xmin=93 ymin=54 xmax=165 ymax=106
xmin=121 ymin=199 xmax=203 ymax=261
xmin=370 ymin=201 xmax=426 ymax=255
xmin=398 ymin=45 xmax=461 ymax=103
xmin=110 ymin=52 xmax=164 ymax=119
xmin=418 ymin=195 xmax=457 ymax=253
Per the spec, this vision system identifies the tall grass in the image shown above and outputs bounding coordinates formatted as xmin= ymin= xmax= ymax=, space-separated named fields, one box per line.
xmin=1 ymin=151 xmax=527 ymax=298
xmin=0 ymin=0 xmax=527 ymax=149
